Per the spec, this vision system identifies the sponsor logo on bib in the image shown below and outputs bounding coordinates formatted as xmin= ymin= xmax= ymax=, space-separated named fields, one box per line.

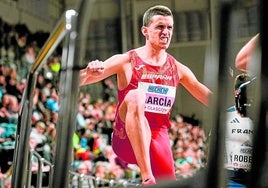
xmin=138 ymin=82 xmax=176 ymax=114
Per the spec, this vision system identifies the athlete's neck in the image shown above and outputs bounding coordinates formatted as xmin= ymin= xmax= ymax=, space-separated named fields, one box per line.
xmin=135 ymin=46 xmax=167 ymax=66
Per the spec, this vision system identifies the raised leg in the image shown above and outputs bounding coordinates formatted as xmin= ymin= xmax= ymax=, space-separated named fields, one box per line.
xmin=119 ymin=89 xmax=155 ymax=183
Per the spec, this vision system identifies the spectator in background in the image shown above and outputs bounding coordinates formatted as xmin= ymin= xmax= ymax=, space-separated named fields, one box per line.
xmin=171 ymin=115 xmax=207 ymax=179
xmin=109 ymin=163 xmax=125 ymax=180
xmin=5 ymin=74 xmax=20 ymax=101
xmin=22 ymin=45 xmax=36 ymax=65
xmin=94 ymin=161 xmax=109 ymax=180
xmin=34 ymin=89 xmax=48 ymax=116
xmin=29 ymin=134 xmax=50 ymax=187
xmin=94 ymin=145 xmax=116 ymax=165
xmin=76 ymin=104 xmax=87 ymax=129
xmin=45 ymin=87 xmax=59 ymax=113
xmin=70 ymin=160 xmax=95 ymax=188
xmin=0 ymin=93 xmax=19 ymax=124
xmin=78 ymin=161 xmax=93 ymax=175
xmin=0 ymin=74 xmax=6 ymax=99
xmin=44 ymin=121 xmax=57 ymax=162
xmin=30 ymin=121 xmax=51 ymax=161
xmin=20 ymin=44 xmax=36 ymax=79
xmin=36 ymin=74 xmax=48 ymax=91
xmin=46 ymin=56 xmax=61 ymax=87
xmin=73 ymin=128 xmax=97 ymax=162
xmin=30 ymin=121 xmax=47 ymax=145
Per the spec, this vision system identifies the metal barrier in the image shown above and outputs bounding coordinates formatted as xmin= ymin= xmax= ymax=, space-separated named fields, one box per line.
xmin=27 ymin=149 xmax=53 ymax=188
xmin=69 ymin=171 xmax=140 ymax=188
xmin=69 ymin=171 xmax=97 ymax=188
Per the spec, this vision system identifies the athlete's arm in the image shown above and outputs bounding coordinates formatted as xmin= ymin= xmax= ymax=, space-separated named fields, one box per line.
xmin=176 ymin=62 xmax=212 ymax=107
xmin=79 ymin=54 xmax=130 ymax=86
xmin=235 ymin=34 xmax=259 ymax=71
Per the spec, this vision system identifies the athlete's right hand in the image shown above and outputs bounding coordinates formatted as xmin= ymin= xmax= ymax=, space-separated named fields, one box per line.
xmin=86 ymin=60 xmax=104 ymax=76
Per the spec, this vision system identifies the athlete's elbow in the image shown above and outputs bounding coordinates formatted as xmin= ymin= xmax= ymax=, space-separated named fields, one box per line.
xmin=235 ymin=58 xmax=247 ymax=71
xmin=79 ymin=75 xmax=89 ymax=86
xmin=200 ymin=90 xmax=212 ymax=107
xmin=79 ymin=80 xmax=86 ymax=86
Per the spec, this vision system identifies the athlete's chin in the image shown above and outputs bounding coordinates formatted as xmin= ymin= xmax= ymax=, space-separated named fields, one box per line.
xmin=161 ymin=44 xmax=170 ymax=49
xmin=155 ymin=42 xmax=170 ymax=50
xmin=160 ymin=42 xmax=170 ymax=48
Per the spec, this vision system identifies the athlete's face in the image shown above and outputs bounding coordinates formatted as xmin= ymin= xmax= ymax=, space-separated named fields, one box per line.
xmin=142 ymin=15 xmax=174 ymax=49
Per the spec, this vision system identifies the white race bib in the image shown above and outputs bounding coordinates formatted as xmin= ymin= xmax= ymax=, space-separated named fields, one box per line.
xmin=138 ymin=82 xmax=176 ymax=114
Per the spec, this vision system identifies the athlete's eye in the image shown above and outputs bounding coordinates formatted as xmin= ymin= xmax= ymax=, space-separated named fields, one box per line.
xmin=167 ymin=26 xmax=173 ymax=30
xmin=156 ymin=25 xmax=165 ymax=30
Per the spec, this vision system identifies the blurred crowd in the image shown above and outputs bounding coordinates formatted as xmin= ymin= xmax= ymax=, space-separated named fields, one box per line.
xmin=0 ymin=17 xmax=207 ymax=187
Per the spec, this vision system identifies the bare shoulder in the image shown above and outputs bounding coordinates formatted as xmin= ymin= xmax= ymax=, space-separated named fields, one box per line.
xmin=106 ymin=53 xmax=130 ymax=64
xmin=174 ymin=60 xmax=187 ymax=69
xmin=173 ymin=60 xmax=191 ymax=79
xmin=104 ymin=53 xmax=130 ymax=72
xmin=103 ymin=53 xmax=131 ymax=74
xmin=107 ymin=53 xmax=132 ymax=90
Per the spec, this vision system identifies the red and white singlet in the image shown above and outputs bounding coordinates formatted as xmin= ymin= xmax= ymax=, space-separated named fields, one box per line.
xmin=112 ymin=50 xmax=179 ymax=180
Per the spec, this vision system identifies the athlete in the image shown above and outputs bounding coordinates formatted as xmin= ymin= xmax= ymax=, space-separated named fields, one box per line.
xmin=225 ymin=73 xmax=255 ymax=187
xmin=80 ymin=5 xmax=211 ymax=186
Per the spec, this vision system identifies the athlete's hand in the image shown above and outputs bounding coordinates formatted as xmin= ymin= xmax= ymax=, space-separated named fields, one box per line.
xmin=86 ymin=60 xmax=104 ymax=76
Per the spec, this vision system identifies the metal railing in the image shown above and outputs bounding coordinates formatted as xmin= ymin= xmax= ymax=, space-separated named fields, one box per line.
xmin=11 ymin=11 xmax=68 ymax=188
xmin=69 ymin=171 xmax=140 ymax=188
xmin=11 ymin=0 xmax=96 ymax=187
xmin=26 ymin=150 xmax=53 ymax=188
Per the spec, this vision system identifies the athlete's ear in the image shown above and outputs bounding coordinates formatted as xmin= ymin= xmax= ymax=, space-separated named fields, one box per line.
xmin=141 ymin=26 xmax=149 ymax=40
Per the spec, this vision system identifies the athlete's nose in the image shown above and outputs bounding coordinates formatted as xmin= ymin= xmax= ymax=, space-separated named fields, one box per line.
xmin=162 ymin=27 xmax=171 ymax=36
xmin=162 ymin=28 xmax=169 ymax=34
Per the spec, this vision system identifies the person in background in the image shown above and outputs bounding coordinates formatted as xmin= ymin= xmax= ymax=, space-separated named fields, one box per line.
xmin=225 ymin=73 xmax=255 ymax=188
xmin=70 ymin=161 xmax=94 ymax=188
xmin=80 ymin=5 xmax=211 ymax=186
xmin=30 ymin=121 xmax=51 ymax=161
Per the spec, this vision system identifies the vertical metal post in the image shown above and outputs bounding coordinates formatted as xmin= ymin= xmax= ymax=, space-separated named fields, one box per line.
xmin=51 ymin=0 xmax=95 ymax=187
xmin=205 ymin=0 xmax=236 ymax=188
xmin=131 ymin=0 xmax=139 ymax=48
xmin=249 ymin=0 xmax=268 ymax=187
xmin=120 ymin=0 xmax=128 ymax=52
xmin=26 ymin=149 xmax=33 ymax=188
xmin=36 ymin=155 xmax=44 ymax=188
xmin=50 ymin=9 xmax=79 ymax=188
xmin=11 ymin=73 xmax=37 ymax=188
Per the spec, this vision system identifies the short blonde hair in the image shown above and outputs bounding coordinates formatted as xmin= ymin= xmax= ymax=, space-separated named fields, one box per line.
xmin=143 ymin=5 xmax=173 ymax=26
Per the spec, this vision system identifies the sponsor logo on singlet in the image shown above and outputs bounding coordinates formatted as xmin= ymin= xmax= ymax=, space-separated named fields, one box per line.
xmin=230 ymin=117 xmax=240 ymax=123
xmin=141 ymin=74 xmax=172 ymax=81
xmin=134 ymin=65 xmax=145 ymax=70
